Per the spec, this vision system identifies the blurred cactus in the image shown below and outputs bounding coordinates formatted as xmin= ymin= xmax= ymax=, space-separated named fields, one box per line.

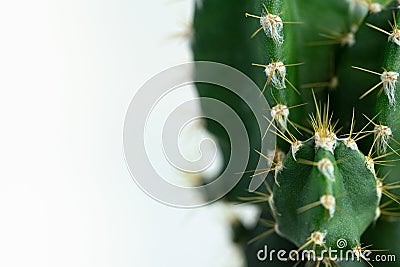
xmin=192 ymin=0 xmax=400 ymax=266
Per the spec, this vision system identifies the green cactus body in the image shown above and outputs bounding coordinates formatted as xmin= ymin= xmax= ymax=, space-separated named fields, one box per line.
xmin=374 ymin=12 xmax=400 ymax=156
xmin=246 ymin=0 xmax=304 ymax=135
xmin=272 ymin=121 xmax=379 ymax=254
xmin=191 ymin=0 xmax=400 ymax=266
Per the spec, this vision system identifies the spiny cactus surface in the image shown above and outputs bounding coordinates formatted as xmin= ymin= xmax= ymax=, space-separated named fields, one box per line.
xmin=192 ymin=0 xmax=400 ymax=266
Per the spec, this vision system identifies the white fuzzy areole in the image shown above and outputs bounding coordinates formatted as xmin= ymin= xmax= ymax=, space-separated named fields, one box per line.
xmin=374 ymin=125 xmax=392 ymax=155
xmin=260 ymin=11 xmax=284 ymax=44
xmin=314 ymin=132 xmax=337 ymax=153
xmin=310 ymin=231 xmax=326 ymax=246
xmin=271 ymin=104 xmax=289 ymax=132
xmin=343 ymin=138 xmax=358 ymax=150
xmin=318 ymin=158 xmax=335 ymax=181
xmin=291 ymin=141 xmax=302 ymax=161
xmin=320 ymin=195 xmax=336 ymax=218
xmin=389 ymin=28 xmax=400 ymax=46
xmin=265 ymin=62 xmax=286 ymax=89
xmin=381 ymin=71 xmax=399 ymax=105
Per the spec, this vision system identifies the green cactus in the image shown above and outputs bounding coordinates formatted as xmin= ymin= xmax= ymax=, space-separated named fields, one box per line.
xmin=192 ymin=0 xmax=400 ymax=266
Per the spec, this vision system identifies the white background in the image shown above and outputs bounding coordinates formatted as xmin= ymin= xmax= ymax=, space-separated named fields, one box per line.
xmin=0 ymin=0 xmax=258 ymax=266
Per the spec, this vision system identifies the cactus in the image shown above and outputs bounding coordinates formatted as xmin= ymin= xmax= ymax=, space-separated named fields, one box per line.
xmin=192 ymin=0 xmax=400 ymax=266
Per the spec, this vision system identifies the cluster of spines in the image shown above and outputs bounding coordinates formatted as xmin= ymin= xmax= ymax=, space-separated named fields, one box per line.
xmin=246 ymin=0 xmax=303 ymax=135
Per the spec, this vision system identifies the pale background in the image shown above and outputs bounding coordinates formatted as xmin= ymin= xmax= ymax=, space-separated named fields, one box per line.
xmin=0 ymin=0 xmax=259 ymax=266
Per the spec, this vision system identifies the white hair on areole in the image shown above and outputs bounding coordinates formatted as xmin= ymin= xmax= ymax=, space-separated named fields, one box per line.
xmin=265 ymin=62 xmax=286 ymax=89
xmin=260 ymin=11 xmax=284 ymax=45
xmin=380 ymin=71 xmax=399 ymax=105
